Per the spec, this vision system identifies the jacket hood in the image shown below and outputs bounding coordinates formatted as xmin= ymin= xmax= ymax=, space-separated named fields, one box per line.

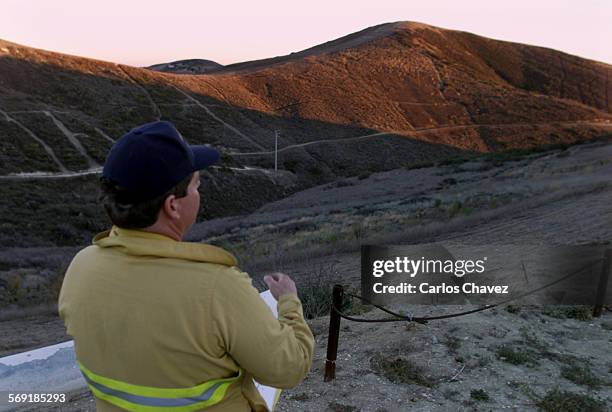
xmin=92 ymin=226 xmax=238 ymax=266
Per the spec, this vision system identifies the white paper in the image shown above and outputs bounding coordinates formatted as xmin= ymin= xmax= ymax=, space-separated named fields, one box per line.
xmin=254 ymin=290 xmax=282 ymax=411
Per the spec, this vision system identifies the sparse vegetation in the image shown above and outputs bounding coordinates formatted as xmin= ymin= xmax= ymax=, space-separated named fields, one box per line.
xmin=447 ymin=201 xmax=462 ymax=218
xmin=289 ymin=392 xmax=310 ymax=401
xmin=519 ymin=326 xmax=548 ymax=351
xmin=536 ymin=389 xmax=607 ymax=412
xmin=327 ymin=402 xmax=357 ymax=412
xmin=470 ymin=389 xmax=489 ymax=402
xmin=543 ymin=306 xmax=592 ymax=321
xmin=506 ymin=304 xmax=521 ymax=314
xmin=508 ymin=380 xmax=538 ymax=401
xmin=0 ymin=175 xmax=108 ymax=247
xmin=496 ymin=346 xmax=539 ymax=367
xmin=370 ymin=353 xmax=434 ymax=387
xmin=444 ymin=335 xmax=462 ymax=352
xmin=560 ymin=364 xmax=603 ymax=388
xmin=350 ymin=221 xmax=366 ymax=241
xmin=477 ymin=355 xmax=491 ymax=367
xmin=297 ymin=262 xmax=350 ymax=319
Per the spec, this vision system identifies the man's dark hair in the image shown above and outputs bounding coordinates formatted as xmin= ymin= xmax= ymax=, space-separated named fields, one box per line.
xmin=99 ymin=173 xmax=194 ymax=229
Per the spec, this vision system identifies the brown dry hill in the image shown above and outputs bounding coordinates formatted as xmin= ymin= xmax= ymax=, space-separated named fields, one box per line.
xmin=1 ymin=21 xmax=612 ymax=245
xmin=1 ymin=21 xmax=611 ymax=175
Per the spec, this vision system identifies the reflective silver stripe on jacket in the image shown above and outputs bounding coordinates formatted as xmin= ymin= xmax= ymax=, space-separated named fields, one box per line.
xmin=81 ymin=372 xmax=224 ymax=407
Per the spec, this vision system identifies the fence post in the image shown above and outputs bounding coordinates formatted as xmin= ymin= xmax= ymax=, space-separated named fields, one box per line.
xmin=593 ymin=249 xmax=611 ymax=318
xmin=324 ymin=284 xmax=343 ymax=382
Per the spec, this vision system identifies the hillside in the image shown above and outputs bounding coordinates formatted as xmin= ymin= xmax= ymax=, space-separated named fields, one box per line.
xmin=0 ymin=22 xmax=611 ymax=246
xmin=2 ymin=139 xmax=611 ymax=411
xmin=147 ymin=59 xmax=223 ymax=74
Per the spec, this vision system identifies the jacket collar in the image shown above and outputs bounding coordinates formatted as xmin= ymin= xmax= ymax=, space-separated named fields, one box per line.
xmin=92 ymin=226 xmax=238 ymax=267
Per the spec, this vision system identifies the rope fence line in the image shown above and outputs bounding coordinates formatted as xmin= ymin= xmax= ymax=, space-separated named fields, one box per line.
xmin=333 ymin=258 xmax=604 ymax=324
xmin=323 ymin=249 xmax=612 ymax=382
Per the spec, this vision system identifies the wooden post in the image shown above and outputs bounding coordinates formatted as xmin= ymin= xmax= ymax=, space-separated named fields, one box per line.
xmin=324 ymin=284 xmax=343 ymax=382
xmin=593 ymin=249 xmax=611 ymax=318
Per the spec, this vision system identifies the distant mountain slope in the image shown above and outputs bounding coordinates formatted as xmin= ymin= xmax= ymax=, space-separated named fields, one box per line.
xmin=1 ymin=22 xmax=612 ymax=247
xmin=0 ymin=21 xmax=611 ymax=179
xmin=147 ymin=59 xmax=223 ymax=74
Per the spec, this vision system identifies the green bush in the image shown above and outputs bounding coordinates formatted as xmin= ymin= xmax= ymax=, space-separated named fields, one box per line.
xmin=470 ymin=389 xmax=489 ymax=401
xmin=560 ymin=365 xmax=603 ymax=388
xmin=370 ymin=353 xmax=433 ymax=387
xmin=543 ymin=306 xmax=592 ymax=321
xmin=447 ymin=201 xmax=462 ymax=218
xmin=497 ymin=346 xmax=539 ymax=367
xmin=537 ymin=389 xmax=607 ymax=412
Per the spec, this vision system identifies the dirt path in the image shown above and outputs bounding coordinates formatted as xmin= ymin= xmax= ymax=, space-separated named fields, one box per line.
xmin=94 ymin=127 xmax=115 ymax=143
xmin=414 ymin=119 xmax=612 ymax=133
xmin=0 ymin=108 xmax=68 ymax=172
xmin=0 ymin=167 xmax=102 ymax=181
xmin=42 ymin=111 xmax=99 ymax=168
xmin=230 ymin=120 xmax=612 ymax=156
xmin=172 ymin=86 xmax=267 ymax=150
xmin=117 ymin=65 xmax=162 ymax=120
xmin=230 ymin=131 xmax=392 ymax=156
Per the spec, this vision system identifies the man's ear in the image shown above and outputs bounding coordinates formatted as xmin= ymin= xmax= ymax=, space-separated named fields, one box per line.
xmin=161 ymin=194 xmax=180 ymax=220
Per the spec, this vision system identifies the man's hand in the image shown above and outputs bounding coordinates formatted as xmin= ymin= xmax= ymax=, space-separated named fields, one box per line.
xmin=263 ymin=272 xmax=298 ymax=300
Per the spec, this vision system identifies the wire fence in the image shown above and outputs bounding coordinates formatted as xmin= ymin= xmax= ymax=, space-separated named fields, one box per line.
xmin=324 ymin=250 xmax=611 ymax=381
xmin=332 ymin=258 xmax=604 ymax=324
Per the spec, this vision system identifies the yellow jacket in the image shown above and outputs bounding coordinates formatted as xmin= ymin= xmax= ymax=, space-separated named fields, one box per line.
xmin=58 ymin=227 xmax=315 ymax=411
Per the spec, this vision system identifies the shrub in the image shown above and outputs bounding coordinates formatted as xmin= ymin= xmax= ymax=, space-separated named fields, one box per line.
xmin=444 ymin=335 xmax=462 ymax=352
xmin=543 ymin=306 xmax=592 ymax=321
xmin=536 ymin=389 xmax=607 ymax=412
xmin=370 ymin=353 xmax=433 ymax=387
xmin=470 ymin=389 xmax=489 ymax=401
xmin=327 ymin=402 xmax=357 ymax=412
xmin=560 ymin=365 xmax=603 ymax=388
xmin=506 ymin=304 xmax=521 ymax=314
xmin=496 ymin=346 xmax=539 ymax=367
xmin=447 ymin=201 xmax=462 ymax=218
xmin=297 ymin=262 xmax=349 ymax=319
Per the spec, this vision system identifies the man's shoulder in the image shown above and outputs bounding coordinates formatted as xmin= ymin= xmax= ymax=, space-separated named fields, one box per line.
xmin=68 ymin=244 xmax=99 ymax=264
xmin=67 ymin=242 xmax=247 ymax=283
xmin=209 ymin=265 xmax=258 ymax=297
xmin=214 ymin=265 xmax=252 ymax=282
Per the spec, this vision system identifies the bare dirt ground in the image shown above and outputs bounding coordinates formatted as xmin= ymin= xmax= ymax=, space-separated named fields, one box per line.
xmin=277 ymin=305 xmax=611 ymax=412
xmin=1 ymin=140 xmax=611 ymax=411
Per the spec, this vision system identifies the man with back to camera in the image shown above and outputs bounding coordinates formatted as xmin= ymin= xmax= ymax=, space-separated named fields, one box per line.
xmin=58 ymin=120 xmax=315 ymax=411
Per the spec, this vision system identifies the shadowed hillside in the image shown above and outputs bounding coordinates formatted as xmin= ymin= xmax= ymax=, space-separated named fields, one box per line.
xmin=0 ymin=21 xmax=611 ymax=246
xmin=1 ymin=22 xmax=611 ymax=174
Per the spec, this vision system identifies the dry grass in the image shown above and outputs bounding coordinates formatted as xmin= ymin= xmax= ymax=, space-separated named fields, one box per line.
xmin=370 ymin=353 xmax=434 ymax=387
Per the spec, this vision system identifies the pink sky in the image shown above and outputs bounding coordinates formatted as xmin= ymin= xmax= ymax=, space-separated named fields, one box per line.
xmin=1 ymin=0 xmax=610 ymax=66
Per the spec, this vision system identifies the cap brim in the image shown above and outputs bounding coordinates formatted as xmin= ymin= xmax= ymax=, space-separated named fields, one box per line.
xmin=191 ymin=145 xmax=220 ymax=170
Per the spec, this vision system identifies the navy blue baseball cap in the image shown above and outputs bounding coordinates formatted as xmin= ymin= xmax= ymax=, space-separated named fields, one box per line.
xmin=102 ymin=121 xmax=219 ymax=202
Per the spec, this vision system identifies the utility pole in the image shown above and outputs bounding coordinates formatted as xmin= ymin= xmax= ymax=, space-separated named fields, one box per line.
xmin=274 ymin=130 xmax=278 ymax=174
